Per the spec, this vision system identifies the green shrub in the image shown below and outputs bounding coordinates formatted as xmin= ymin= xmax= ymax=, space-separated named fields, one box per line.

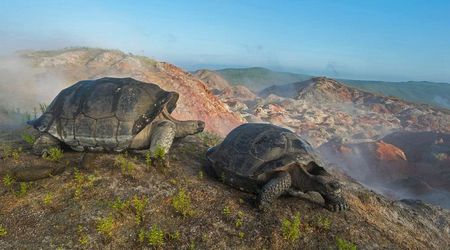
xmin=168 ymin=230 xmax=180 ymax=241
xmin=73 ymin=168 xmax=96 ymax=199
xmin=16 ymin=182 xmax=31 ymax=197
xmin=44 ymin=147 xmax=63 ymax=162
xmin=0 ymin=225 xmax=7 ymax=237
xmin=11 ymin=147 xmax=22 ymax=162
xmin=147 ymin=224 xmax=165 ymax=247
xmin=316 ymin=215 xmax=331 ymax=231
xmin=336 ymin=237 xmax=357 ymax=250
xmin=43 ymin=193 xmax=54 ymax=206
xmin=114 ymin=154 xmax=135 ymax=175
xmin=153 ymin=145 xmax=166 ymax=161
xmin=138 ymin=228 xmax=146 ymax=243
xmin=22 ymin=133 xmax=36 ymax=145
xmin=172 ymin=189 xmax=194 ymax=217
xmin=2 ymin=174 xmax=15 ymax=189
xmin=235 ymin=211 xmax=244 ymax=228
xmin=111 ymin=197 xmax=129 ymax=214
xmin=222 ymin=206 xmax=231 ymax=217
xmin=96 ymin=216 xmax=115 ymax=238
xmin=281 ymin=212 xmax=301 ymax=242
xmin=131 ymin=195 xmax=148 ymax=225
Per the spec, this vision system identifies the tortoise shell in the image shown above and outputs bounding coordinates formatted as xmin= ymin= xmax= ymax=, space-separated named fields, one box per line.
xmin=31 ymin=77 xmax=178 ymax=151
xmin=207 ymin=123 xmax=320 ymax=179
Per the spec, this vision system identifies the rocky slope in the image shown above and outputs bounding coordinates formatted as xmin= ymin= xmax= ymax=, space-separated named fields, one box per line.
xmin=213 ymin=67 xmax=450 ymax=109
xmin=193 ymin=69 xmax=257 ymax=114
xmin=0 ymin=48 xmax=244 ymax=136
xmin=1 ymin=128 xmax=450 ymax=249
xmin=202 ymin=75 xmax=450 ymax=208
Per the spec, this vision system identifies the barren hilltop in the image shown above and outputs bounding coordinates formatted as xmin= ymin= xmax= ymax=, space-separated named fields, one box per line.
xmin=0 ymin=48 xmax=449 ymax=249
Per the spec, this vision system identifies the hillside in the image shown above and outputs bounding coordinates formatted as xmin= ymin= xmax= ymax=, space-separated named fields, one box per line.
xmin=216 ymin=67 xmax=312 ymax=91
xmin=207 ymin=76 xmax=450 ymax=208
xmin=211 ymin=67 xmax=450 ymax=109
xmin=1 ymin=128 xmax=450 ymax=249
xmin=0 ymin=48 xmax=244 ymax=136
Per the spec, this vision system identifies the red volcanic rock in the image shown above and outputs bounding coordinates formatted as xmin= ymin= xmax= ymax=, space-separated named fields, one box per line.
xmin=375 ymin=141 xmax=407 ymax=161
xmin=22 ymin=48 xmax=244 ymax=136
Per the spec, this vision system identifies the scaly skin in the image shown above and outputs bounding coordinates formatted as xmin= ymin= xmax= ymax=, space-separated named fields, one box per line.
xmin=257 ymin=172 xmax=291 ymax=211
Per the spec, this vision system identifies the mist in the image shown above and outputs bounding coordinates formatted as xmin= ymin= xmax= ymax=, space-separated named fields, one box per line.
xmin=0 ymin=55 xmax=68 ymax=112
xmin=0 ymin=54 xmax=70 ymax=131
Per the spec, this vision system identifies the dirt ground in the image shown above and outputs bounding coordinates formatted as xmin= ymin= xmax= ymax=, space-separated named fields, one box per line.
xmin=0 ymin=128 xmax=449 ymax=249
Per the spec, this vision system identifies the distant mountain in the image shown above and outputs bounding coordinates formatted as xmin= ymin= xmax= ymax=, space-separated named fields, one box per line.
xmin=216 ymin=67 xmax=312 ymax=91
xmin=340 ymin=79 xmax=450 ymax=109
xmin=211 ymin=67 xmax=450 ymax=109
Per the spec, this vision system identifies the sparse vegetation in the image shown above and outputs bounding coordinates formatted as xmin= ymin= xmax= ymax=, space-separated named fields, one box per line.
xmin=196 ymin=131 xmax=222 ymax=147
xmin=145 ymin=150 xmax=152 ymax=167
xmin=111 ymin=197 xmax=130 ymax=214
xmin=168 ymin=231 xmax=180 ymax=241
xmin=77 ymin=225 xmax=89 ymax=246
xmin=39 ymin=103 xmax=48 ymax=114
xmin=22 ymin=133 xmax=36 ymax=145
xmin=147 ymin=224 xmax=165 ymax=247
xmin=154 ymin=145 xmax=166 ymax=160
xmin=96 ymin=216 xmax=115 ymax=238
xmin=43 ymin=193 xmax=54 ymax=206
xmin=16 ymin=182 xmax=31 ymax=197
xmin=222 ymin=206 xmax=231 ymax=217
xmin=44 ymin=147 xmax=63 ymax=162
xmin=2 ymin=174 xmax=15 ymax=190
xmin=73 ymin=168 xmax=96 ymax=199
xmin=316 ymin=215 xmax=331 ymax=231
xmin=1 ymin=145 xmax=22 ymax=162
xmin=238 ymin=231 xmax=245 ymax=240
xmin=172 ymin=189 xmax=194 ymax=217
xmin=281 ymin=212 xmax=301 ymax=242
xmin=336 ymin=237 xmax=357 ymax=250
xmin=138 ymin=228 xmax=146 ymax=243
xmin=11 ymin=147 xmax=22 ymax=162
xmin=235 ymin=211 xmax=244 ymax=228
xmin=152 ymin=145 xmax=167 ymax=168
xmin=131 ymin=195 xmax=148 ymax=225
xmin=114 ymin=154 xmax=135 ymax=175
xmin=0 ymin=225 xmax=7 ymax=237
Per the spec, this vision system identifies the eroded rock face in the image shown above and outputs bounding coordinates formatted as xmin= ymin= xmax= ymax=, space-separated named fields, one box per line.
xmin=19 ymin=48 xmax=244 ymax=136
xmin=318 ymin=132 xmax=450 ymax=207
xmin=206 ymin=75 xmax=450 ymax=208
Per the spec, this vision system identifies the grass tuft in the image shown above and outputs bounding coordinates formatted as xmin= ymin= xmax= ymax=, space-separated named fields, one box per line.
xmin=172 ymin=189 xmax=194 ymax=217
xmin=336 ymin=237 xmax=357 ymax=250
xmin=281 ymin=212 xmax=301 ymax=242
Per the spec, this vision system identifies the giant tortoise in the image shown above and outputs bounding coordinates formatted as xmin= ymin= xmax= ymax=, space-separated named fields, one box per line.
xmin=29 ymin=77 xmax=205 ymax=156
xmin=206 ymin=123 xmax=348 ymax=211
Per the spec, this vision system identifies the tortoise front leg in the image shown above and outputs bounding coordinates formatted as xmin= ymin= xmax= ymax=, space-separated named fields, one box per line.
xmin=149 ymin=120 xmax=176 ymax=155
xmin=256 ymin=171 xmax=291 ymax=211
xmin=32 ymin=133 xmax=61 ymax=157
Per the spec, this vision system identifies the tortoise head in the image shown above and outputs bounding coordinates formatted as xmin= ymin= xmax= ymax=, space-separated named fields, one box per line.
xmin=174 ymin=120 xmax=205 ymax=138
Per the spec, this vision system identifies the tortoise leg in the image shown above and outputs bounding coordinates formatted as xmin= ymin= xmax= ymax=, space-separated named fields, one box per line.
xmin=32 ymin=133 xmax=61 ymax=157
xmin=256 ymin=171 xmax=291 ymax=211
xmin=149 ymin=120 xmax=176 ymax=156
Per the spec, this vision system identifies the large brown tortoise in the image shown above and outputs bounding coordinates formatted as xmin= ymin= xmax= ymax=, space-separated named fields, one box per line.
xmin=206 ymin=123 xmax=348 ymax=211
xmin=29 ymin=77 xmax=205 ymax=156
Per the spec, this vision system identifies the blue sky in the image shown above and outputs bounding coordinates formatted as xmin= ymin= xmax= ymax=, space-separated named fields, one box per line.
xmin=1 ymin=0 xmax=450 ymax=82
